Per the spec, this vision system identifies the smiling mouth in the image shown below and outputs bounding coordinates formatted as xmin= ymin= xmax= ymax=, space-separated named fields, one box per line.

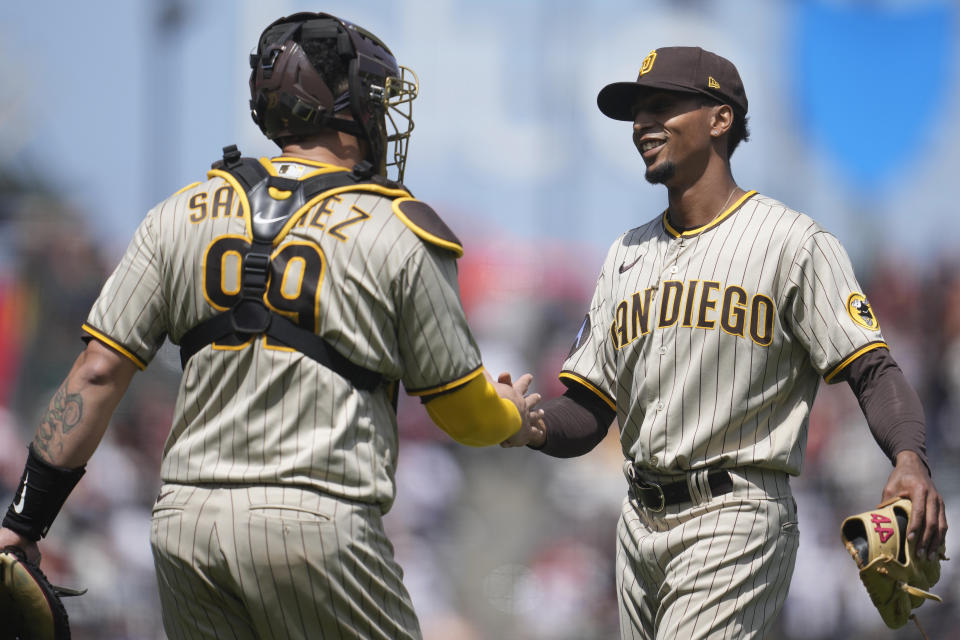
xmin=640 ymin=140 xmax=663 ymax=153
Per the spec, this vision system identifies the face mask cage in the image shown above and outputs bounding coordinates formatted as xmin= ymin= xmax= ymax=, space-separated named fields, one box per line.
xmin=251 ymin=12 xmax=418 ymax=182
xmin=380 ymin=65 xmax=418 ymax=182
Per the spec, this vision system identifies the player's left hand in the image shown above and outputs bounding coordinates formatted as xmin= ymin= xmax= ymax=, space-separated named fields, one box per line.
xmin=880 ymin=451 xmax=948 ymax=561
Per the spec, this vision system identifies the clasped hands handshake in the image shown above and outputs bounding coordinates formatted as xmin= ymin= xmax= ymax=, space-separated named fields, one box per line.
xmin=490 ymin=371 xmax=546 ymax=449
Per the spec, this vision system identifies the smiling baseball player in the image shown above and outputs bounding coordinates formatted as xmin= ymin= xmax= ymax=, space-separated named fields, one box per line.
xmin=509 ymin=46 xmax=947 ymax=639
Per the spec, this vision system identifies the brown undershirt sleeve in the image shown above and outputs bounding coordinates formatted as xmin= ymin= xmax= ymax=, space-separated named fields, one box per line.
xmin=530 ymin=384 xmax=617 ymax=458
xmin=837 ymin=347 xmax=929 ymax=473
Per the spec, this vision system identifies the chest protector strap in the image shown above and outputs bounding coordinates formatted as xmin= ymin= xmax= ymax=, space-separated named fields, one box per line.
xmin=178 ymin=145 xmax=391 ymax=391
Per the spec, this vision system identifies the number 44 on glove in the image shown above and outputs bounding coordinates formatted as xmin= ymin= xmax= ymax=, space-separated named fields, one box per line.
xmin=841 ymin=498 xmax=948 ymax=632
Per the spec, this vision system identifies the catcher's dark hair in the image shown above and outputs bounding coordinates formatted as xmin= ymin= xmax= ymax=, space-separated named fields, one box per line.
xmin=274 ymin=37 xmax=350 ymax=149
xmin=302 ymin=38 xmax=349 ymax=97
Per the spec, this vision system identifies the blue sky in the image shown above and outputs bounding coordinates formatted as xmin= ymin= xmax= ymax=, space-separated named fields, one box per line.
xmin=3 ymin=0 xmax=958 ymax=266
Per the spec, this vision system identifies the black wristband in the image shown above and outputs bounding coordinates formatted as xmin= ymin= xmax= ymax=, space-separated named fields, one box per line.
xmin=2 ymin=445 xmax=86 ymax=541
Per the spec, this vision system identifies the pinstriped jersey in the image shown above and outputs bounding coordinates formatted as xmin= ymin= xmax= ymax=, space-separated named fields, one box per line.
xmin=561 ymin=192 xmax=885 ymax=476
xmin=83 ymin=157 xmax=482 ymax=510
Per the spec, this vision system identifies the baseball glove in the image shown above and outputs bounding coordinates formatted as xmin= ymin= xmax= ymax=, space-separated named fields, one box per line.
xmin=0 ymin=546 xmax=86 ymax=640
xmin=841 ymin=498 xmax=946 ymax=629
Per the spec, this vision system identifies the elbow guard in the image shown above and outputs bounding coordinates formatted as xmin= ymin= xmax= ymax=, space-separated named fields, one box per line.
xmin=424 ymin=373 xmax=521 ymax=446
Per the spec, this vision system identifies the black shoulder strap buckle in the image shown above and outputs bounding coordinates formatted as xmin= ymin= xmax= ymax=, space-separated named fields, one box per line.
xmin=350 ymin=161 xmax=405 ymax=191
xmin=209 ymin=145 xmax=269 ymax=192
xmin=351 ymin=161 xmax=376 ymax=179
xmin=222 ymin=144 xmax=243 ymax=168
xmin=231 ymin=238 xmax=273 ymax=334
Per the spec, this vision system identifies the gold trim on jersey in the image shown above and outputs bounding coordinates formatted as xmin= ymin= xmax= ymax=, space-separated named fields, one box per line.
xmin=206 ymin=167 xmax=410 ymax=245
xmin=824 ymin=341 xmax=889 ymax=384
xmin=391 ymin=197 xmax=465 ymax=257
xmin=558 ymin=371 xmax=616 ymax=411
xmin=277 ymin=184 xmax=411 ymax=245
xmin=662 ymin=190 xmax=758 ymax=238
xmin=406 ymin=366 xmax=485 ymax=397
xmin=173 ymin=181 xmax=201 ymax=196
xmin=207 ymin=168 xmax=254 ymax=238
xmin=269 ymin=156 xmax=353 ymax=171
xmin=260 ymin=157 xmax=350 ymax=181
xmin=211 ymin=338 xmax=254 ymax=353
xmin=259 ymin=335 xmax=296 ymax=354
xmin=81 ymin=324 xmax=147 ymax=370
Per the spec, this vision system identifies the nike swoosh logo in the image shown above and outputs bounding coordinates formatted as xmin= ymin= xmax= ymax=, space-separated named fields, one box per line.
xmin=619 ymin=255 xmax=643 ymax=274
xmin=12 ymin=472 xmax=28 ymax=514
xmin=253 ymin=211 xmax=289 ymax=224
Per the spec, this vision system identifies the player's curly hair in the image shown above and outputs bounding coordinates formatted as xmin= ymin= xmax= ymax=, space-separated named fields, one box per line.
xmin=701 ymin=96 xmax=750 ymax=159
xmin=301 ymin=38 xmax=349 ymax=99
xmin=273 ymin=38 xmax=350 ymax=148
xmin=728 ymin=112 xmax=750 ymax=159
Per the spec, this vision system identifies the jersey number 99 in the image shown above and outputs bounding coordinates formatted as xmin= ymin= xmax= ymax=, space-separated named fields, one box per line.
xmin=203 ymin=235 xmax=326 ymax=350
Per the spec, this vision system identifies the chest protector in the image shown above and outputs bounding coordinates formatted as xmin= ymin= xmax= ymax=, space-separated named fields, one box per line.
xmin=178 ymin=145 xmax=404 ymax=390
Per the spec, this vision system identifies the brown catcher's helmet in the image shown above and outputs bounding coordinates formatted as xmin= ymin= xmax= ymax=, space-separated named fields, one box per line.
xmin=249 ymin=12 xmax=417 ymax=180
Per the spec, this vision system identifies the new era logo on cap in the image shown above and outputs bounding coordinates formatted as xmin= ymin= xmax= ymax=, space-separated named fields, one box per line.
xmin=597 ymin=46 xmax=748 ymax=121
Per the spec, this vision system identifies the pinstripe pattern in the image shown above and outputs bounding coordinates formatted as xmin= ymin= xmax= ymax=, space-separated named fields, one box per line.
xmin=562 ymin=193 xmax=884 ymax=475
xmin=151 ymin=484 xmax=420 ymax=640
xmin=85 ymin=159 xmax=481 ymax=506
xmin=615 ymin=473 xmax=799 ymax=639
xmin=562 ymin=193 xmax=880 ymax=637
xmin=86 ymin=158 xmax=477 ymax=637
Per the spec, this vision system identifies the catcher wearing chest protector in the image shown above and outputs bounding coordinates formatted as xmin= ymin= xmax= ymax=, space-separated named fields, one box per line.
xmin=0 ymin=11 xmax=544 ymax=640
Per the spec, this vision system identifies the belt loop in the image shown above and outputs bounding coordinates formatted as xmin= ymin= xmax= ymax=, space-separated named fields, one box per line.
xmin=687 ymin=470 xmax=703 ymax=505
xmin=690 ymin=469 xmax=712 ymax=505
xmin=701 ymin=470 xmax=715 ymax=502
xmin=623 ymin=461 xmax=642 ymax=514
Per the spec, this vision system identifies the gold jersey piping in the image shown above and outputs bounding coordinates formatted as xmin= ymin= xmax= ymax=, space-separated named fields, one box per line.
xmin=663 ymin=190 xmax=758 ymax=238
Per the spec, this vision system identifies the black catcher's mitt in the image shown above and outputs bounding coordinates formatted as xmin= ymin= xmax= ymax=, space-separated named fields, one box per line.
xmin=0 ymin=546 xmax=85 ymax=640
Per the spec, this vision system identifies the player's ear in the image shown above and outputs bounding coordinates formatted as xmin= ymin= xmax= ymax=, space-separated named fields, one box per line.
xmin=708 ymin=104 xmax=734 ymax=138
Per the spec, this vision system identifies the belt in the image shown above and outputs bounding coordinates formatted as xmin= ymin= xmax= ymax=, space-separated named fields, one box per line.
xmin=626 ymin=468 xmax=733 ymax=512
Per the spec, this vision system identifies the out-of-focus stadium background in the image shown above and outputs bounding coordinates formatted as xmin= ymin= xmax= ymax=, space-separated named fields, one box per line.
xmin=1 ymin=0 xmax=958 ymax=638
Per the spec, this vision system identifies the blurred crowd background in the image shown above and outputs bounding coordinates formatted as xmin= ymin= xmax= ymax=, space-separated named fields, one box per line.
xmin=2 ymin=0 xmax=959 ymax=638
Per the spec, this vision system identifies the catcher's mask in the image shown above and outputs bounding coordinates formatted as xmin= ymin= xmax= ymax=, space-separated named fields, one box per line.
xmin=249 ymin=12 xmax=418 ymax=181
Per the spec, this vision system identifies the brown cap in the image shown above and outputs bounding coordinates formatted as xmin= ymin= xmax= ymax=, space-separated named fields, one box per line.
xmin=597 ymin=46 xmax=747 ymax=121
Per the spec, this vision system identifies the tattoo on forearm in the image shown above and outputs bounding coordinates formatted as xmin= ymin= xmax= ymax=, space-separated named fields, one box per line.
xmin=33 ymin=380 xmax=84 ymax=462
